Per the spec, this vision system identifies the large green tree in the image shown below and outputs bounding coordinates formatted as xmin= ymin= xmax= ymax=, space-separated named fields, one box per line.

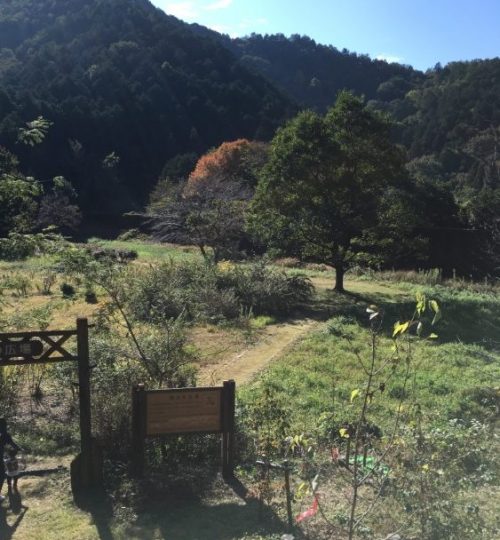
xmin=249 ymin=92 xmax=406 ymax=291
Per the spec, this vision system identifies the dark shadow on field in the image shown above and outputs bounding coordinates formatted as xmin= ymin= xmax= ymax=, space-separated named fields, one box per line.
xmin=0 ymin=490 xmax=28 ymax=540
xmin=322 ymin=285 xmax=500 ymax=351
xmin=132 ymin=471 xmax=298 ymax=540
xmin=74 ymin=489 xmax=113 ymax=540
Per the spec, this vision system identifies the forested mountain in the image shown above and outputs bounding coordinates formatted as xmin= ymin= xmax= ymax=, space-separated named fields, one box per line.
xmin=223 ymin=33 xmax=424 ymax=112
xmin=0 ymin=0 xmax=293 ymax=213
xmin=0 ymin=0 xmax=498 ymax=275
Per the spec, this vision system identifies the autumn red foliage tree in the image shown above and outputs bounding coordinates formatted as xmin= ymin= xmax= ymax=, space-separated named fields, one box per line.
xmin=185 ymin=139 xmax=268 ymax=196
xmin=151 ymin=140 xmax=268 ymax=262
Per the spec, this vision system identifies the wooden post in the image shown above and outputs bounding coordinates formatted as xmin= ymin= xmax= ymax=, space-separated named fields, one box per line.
xmin=76 ymin=318 xmax=93 ymax=487
xmin=283 ymin=460 xmax=294 ymax=531
xmin=131 ymin=384 xmax=146 ymax=477
xmin=222 ymin=380 xmax=235 ymax=479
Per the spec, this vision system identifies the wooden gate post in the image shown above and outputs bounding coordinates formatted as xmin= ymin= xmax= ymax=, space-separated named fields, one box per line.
xmin=222 ymin=379 xmax=236 ymax=479
xmin=76 ymin=317 xmax=93 ymax=487
xmin=131 ymin=384 xmax=146 ymax=477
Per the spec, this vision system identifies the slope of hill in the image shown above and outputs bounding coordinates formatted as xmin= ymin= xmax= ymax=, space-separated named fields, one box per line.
xmin=227 ymin=33 xmax=424 ymax=112
xmin=0 ymin=0 xmax=294 ymax=213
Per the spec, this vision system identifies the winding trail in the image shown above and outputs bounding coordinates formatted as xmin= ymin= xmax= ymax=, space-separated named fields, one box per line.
xmin=198 ymin=318 xmax=320 ymax=386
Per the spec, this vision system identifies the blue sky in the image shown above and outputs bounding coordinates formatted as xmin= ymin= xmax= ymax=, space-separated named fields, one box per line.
xmin=150 ymin=0 xmax=500 ymax=71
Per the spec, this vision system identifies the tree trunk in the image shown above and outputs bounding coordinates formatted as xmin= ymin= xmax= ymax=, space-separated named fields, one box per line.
xmin=334 ymin=262 xmax=345 ymax=292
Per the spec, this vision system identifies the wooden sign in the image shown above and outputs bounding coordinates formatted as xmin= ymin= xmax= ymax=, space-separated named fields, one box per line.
xmin=132 ymin=380 xmax=236 ymax=478
xmin=0 ymin=320 xmax=102 ymax=491
xmin=0 ymin=339 xmax=44 ymax=360
xmin=146 ymin=387 xmax=222 ymax=436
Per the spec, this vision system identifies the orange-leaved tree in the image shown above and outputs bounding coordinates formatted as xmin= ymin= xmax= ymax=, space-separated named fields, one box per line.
xmin=152 ymin=140 xmax=268 ymax=262
xmin=185 ymin=139 xmax=268 ymax=196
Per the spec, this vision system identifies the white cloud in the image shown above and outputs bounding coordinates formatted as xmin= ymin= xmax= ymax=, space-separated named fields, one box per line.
xmin=375 ymin=53 xmax=404 ymax=64
xmin=165 ymin=1 xmax=199 ymax=20
xmin=208 ymin=23 xmax=238 ymax=37
xmin=204 ymin=0 xmax=233 ymax=11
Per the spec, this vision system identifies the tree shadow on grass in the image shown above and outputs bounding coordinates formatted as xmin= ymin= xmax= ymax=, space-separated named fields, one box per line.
xmin=134 ymin=474 xmax=297 ymax=540
xmin=328 ymin=287 xmax=500 ymax=351
xmin=74 ymin=488 xmax=114 ymax=540
xmin=0 ymin=488 xmax=28 ymax=540
xmin=74 ymin=472 xmax=296 ymax=540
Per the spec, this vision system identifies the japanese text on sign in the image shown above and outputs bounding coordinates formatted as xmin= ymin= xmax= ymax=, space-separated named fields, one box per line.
xmin=0 ymin=340 xmax=44 ymax=360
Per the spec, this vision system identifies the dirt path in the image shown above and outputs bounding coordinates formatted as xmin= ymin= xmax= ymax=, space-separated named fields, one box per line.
xmin=197 ymin=277 xmax=408 ymax=386
xmin=198 ymin=318 xmax=321 ymax=386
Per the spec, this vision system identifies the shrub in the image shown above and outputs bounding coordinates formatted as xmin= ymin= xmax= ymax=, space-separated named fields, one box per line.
xmin=2 ymin=273 xmax=32 ymax=297
xmin=219 ymin=261 xmax=313 ymax=316
xmin=38 ymin=271 xmax=57 ymax=295
xmin=127 ymin=260 xmax=313 ymax=324
xmin=0 ymin=232 xmax=40 ymax=260
xmin=85 ymin=244 xmax=138 ymax=263
xmin=60 ymin=282 xmax=76 ymax=298
xmin=84 ymin=289 xmax=98 ymax=304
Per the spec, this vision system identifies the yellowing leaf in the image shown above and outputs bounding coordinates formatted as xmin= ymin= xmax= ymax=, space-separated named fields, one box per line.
xmin=422 ymin=464 xmax=429 ymax=472
xmin=339 ymin=428 xmax=350 ymax=439
xmin=416 ymin=292 xmax=426 ymax=315
xmin=393 ymin=321 xmax=410 ymax=337
xmin=429 ymin=333 xmax=438 ymax=339
xmin=350 ymin=389 xmax=360 ymax=402
xmin=429 ymin=300 xmax=440 ymax=313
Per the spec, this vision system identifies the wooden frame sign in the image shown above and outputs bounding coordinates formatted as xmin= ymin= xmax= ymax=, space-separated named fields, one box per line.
xmin=132 ymin=380 xmax=236 ymax=478
xmin=0 ymin=319 xmax=102 ymax=491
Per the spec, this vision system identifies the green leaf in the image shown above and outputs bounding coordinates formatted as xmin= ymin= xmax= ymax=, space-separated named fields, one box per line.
xmin=350 ymin=389 xmax=360 ymax=402
xmin=429 ymin=333 xmax=439 ymax=339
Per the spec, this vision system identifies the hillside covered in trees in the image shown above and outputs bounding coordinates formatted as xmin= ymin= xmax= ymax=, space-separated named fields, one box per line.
xmin=0 ymin=0 xmax=294 ymax=213
xmin=0 ymin=0 xmax=499 ymax=275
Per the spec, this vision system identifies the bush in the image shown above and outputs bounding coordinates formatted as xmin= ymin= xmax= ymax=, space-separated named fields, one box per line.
xmin=84 ymin=289 xmax=98 ymax=304
xmin=127 ymin=260 xmax=313 ymax=324
xmin=85 ymin=244 xmax=138 ymax=263
xmin=220 ymin=261 xmax=313 ymax=316
xmin=60 ymin=282 xmax=76 ymax=298
xmin=1 ymin=273 xmax=32 ymax=297
xmin=0 ymin=232 xmax=40 ymax=260
xmin=88 ymin=322 xmax=197 ymax=458
xmin=0 ymin=231 xmax=67 ymax=261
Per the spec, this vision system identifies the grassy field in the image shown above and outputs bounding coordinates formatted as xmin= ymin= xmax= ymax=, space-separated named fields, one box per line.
xmin=0 ymin=239 xmax=498 ymax=539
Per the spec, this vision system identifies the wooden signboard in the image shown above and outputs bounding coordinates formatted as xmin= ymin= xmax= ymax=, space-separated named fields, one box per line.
xmin=132 ymin=381 xmax=236 ymax=478
xmin=146 ymin=387 xmax=223 ymax=436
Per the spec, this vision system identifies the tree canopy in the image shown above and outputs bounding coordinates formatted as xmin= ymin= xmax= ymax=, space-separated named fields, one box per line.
xmin=250 ymin=92 xmax=406 ymax=291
